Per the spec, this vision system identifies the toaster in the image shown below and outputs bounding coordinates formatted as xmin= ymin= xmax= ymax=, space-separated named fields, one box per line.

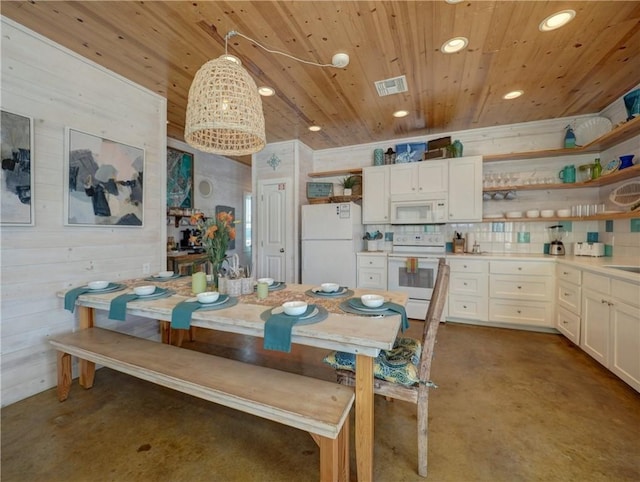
xmin=574 ymin=242 xmax=605 ymax=257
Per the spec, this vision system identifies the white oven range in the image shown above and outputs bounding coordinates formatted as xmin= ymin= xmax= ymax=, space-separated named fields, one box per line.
xmin=388 ymin=233 xmax=446 ymax=320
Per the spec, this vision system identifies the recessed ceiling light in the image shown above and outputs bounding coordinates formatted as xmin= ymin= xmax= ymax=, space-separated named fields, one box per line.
xmin=258 ymin=86 xmax=275 ymax=96
xmin=441 ymin=36 xmax=468 ymax=54
xmin=393 ymin=110 xmax=409 ymax=118
xmin=308 ymin=125 xmax=321 ymax=132
xmin=445 ymin=0 xmax=465 ymax=4
xmin=539 ymin=10 xmax=576 ymax=32
xmin=503 ymin=90 xmax=524 ymax=100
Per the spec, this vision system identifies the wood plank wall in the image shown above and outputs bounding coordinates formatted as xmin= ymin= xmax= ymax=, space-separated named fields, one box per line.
xmin=1 ymin=19 xmax=167 ymax=406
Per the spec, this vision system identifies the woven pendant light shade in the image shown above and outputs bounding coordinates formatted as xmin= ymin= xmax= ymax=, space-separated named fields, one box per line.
xmin=185 ymin=55 xmax=266 ymax=156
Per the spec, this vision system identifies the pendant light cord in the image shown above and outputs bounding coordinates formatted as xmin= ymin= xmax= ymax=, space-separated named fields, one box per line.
xmin=225 ymin=30 xmax=340 ymax=68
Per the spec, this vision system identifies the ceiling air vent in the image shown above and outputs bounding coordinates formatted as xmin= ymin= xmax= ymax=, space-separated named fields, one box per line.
xmin=374 ymin=75 xmax=408 ymax=97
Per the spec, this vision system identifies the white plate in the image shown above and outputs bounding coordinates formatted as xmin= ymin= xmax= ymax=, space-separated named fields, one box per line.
xmin=574 ymin=117 xmax=612 ymax=146
xmin=484 ymin=214 xmax=503 ymax=219
xmin=505 ymin=211 xmax=523 ymax=218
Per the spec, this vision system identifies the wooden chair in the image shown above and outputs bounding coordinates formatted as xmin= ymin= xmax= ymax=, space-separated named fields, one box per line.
xmin=327 ymin=257 xmax=450 ymax=477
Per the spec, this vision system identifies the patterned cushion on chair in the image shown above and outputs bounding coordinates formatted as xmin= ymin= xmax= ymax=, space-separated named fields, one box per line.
xmin=323 ymin=337 xmax=422 ymax=387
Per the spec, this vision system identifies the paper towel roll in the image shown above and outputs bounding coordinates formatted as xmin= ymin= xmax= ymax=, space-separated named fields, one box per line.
xmin=465 ymin=233 xmax=475 ymax=253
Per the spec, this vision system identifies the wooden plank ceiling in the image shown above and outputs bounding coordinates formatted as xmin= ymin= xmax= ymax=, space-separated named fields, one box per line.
xmin=2 ymin=1 xmax=640 ymax=165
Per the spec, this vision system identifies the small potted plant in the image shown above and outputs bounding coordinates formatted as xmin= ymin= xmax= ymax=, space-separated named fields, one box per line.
xmin=340 ymin=175 xmax=360 ymax=196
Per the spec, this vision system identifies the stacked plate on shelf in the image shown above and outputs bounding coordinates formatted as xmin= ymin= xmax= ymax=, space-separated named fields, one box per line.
xmin=574 ymin=117 xmax=612 ymax=146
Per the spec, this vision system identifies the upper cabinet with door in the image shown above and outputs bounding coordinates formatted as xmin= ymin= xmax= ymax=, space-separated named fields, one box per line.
xmin=389 ymin=161 xmax=448 ymax=195
xmin=447 ymin=155 xmax=483 ymax=222
xmin=362 ymin=165 xmax=390 ymax=224
xmin=362 ymin=156 xmax=483 ymax=224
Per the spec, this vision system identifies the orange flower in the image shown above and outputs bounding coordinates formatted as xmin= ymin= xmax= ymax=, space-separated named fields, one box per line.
xmin=229 ymin=227 xmax=236 ymax=240
xmin=190 ymin=212 xmax=204 ymax=224
xmin=204 ymin=224 xmax=218 ymax=239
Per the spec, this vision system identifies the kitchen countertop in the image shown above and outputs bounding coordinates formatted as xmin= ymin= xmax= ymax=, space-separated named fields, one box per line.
xmin=446 ymin=252 xmax=640 ymax=283
xmin=362 ymin=250 xmax=639 ymax=283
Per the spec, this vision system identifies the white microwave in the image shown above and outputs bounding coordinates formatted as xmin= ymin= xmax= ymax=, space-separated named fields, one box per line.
xmin=389 ymin=194 xmax=447 ymax=224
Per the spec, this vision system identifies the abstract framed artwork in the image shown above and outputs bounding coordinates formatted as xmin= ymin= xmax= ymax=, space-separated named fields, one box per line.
xmin=167 ymin=147 xmax=194 ymax=208
xmin=64 ymin=128 xmax=144 ymax=227
xmin=1 ymin=110 xmax=34 ymax=226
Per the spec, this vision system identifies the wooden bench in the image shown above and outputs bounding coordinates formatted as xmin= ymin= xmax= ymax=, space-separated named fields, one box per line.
xmin=50 ymin=327 xmax=354 ymax=482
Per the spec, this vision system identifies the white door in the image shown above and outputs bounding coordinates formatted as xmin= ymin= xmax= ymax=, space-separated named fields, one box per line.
xmin=257 ymin=179 xmax=289 ymax=282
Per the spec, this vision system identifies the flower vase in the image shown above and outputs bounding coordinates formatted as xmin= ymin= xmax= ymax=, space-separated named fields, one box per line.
xmin=209 ymin=258 xmax=225 ymax=290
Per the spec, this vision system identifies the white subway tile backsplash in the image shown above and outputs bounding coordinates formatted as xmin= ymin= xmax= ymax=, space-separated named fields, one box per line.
xmin=439 ymin=219 xmax=639 ymax=257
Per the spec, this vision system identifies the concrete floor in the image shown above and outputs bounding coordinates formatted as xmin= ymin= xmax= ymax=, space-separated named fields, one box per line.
xmin=2 ymin=321 xmax=639 ymax=481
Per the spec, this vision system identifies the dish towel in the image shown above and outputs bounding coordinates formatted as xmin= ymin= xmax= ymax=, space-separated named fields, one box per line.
xmin=406 ymin=257 xmax=418 ymax=274
xmin=171 ymin=301 xmax=202 ymax=330
xmin=64 ymin=287 xmax=91 ymax=313
xmin=264 ymin=305 xmax=316 ymax=353
xmin=108 ymin=294 xmax=139 ymax=321
xmin=384 ymin=302 xmax=410 ymax=332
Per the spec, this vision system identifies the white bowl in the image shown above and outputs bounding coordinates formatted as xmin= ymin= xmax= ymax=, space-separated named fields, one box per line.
xmin=321 ymin=283 xmax=340 ymax=293
xmin=157 ymin=270 xmax=174 ymax=278
xmin=505 ymin=211 xmax=523 ymax=219
xmin=258 ymin=277 xmax=274 ymax=286
xmin=526 ymin=210 xmax=540 ymax=218
xmin=197 ymin=291 xmax=220 ymax=304
xmin=88 ymin=280 xmax=109 ymax=290
xmin=283 ymin=301 xmax=308 ymax=316
xmin=557 ymin=209 xmax=571 ymax=217
xmin=540 ymin=209 xmax=555 ymax=218
xmin=361 ymin=294 xmax=384 ymax=308
xmin=134 ymin=285 xmax=156 ymax=296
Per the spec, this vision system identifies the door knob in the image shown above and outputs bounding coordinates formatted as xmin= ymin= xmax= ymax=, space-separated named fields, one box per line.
xmin=280 ymin=248 xmax=285 ymax=252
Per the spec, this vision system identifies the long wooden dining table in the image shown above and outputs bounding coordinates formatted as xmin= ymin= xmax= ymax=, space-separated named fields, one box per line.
xmin=61 ymin=277 xmax=408 ymax=481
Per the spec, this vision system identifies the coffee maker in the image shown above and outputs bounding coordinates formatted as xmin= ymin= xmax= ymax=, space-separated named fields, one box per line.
xmin=547 ymin=225 xmax=566 ymax=256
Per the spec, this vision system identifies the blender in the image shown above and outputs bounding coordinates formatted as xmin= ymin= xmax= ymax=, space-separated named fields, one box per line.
xmin=547 ymin=225 xmax=566 ymax=255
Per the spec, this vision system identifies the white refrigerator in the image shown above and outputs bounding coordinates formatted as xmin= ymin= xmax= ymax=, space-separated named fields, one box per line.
xmin=301 ymin=202 xmax=364 ymax=287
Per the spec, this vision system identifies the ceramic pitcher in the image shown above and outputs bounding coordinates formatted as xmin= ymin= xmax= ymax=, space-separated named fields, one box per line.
xmin=558 ymin=165 xmax=576 ymax=183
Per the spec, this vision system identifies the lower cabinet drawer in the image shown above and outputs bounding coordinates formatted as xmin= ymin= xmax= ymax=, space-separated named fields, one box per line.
xmin=357 ymin=269 xmax=387 ymax=289
xmin=490 ymin=275 xmax=553 ymax=301
xmin=357 ymin=256 xmax=387 ymax=269
xmin=557 ymin=281 xmax=581 ymax=315
xmin=449 ymin=274 xmax=487 ymax=296
xmin=448 ymin=294 xmax=488 ymax=321
xmin=556 ymin=307 xmax=580 ymax=344
xmin=489 ymin=299 xmax=553 ymax=327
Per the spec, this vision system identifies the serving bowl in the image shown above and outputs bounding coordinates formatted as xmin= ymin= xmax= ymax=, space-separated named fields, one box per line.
xmin=321 ymin=282 xmax=340 ymax=293
xmin=258 ymin=277 xmax=274 ymax=286
xmin=361 ymin=294 xmax=384 ymax=308
xmin=557 ymin=208 xmax=571 ymax=217
xmin=197 ymin=291 xmax=220 ymax=303
xmin=134 ymin=285 xmax=156 ymax=296
xmin=88 ymin=280 xmax=109 ymax=290
xmin=505 ymin=211 xmax=523 ymax=219
xmin=283 ymin=301 xmax=308 ymax=316
xmin=157 ymin=270 xmax=174 ymax=278
xmin=526 ymin=209 xmax=540 ymax=218
xmin=540 ymin=209 xmax=555 ymax=218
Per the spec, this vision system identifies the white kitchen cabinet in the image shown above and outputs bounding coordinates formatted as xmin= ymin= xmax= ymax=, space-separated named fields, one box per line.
xmin=357 ymin=252 xmax=387 ymax=290
xmin=556 ymin=264 xmax=582 ymax=344
xmin=581 ymin=271 xmax=640 ymax=391
xmin=362 ymin=166 xmax=389 ymax=224
xmin=388 ymin=161 xmax=448 ymax=195
xmin=447 ymin=258 xmax=489 ymax=322
xmin=489 ymin=260 xmax=555 ymax=328
xmin=447 ymin=155 xmax=483 ymax=222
